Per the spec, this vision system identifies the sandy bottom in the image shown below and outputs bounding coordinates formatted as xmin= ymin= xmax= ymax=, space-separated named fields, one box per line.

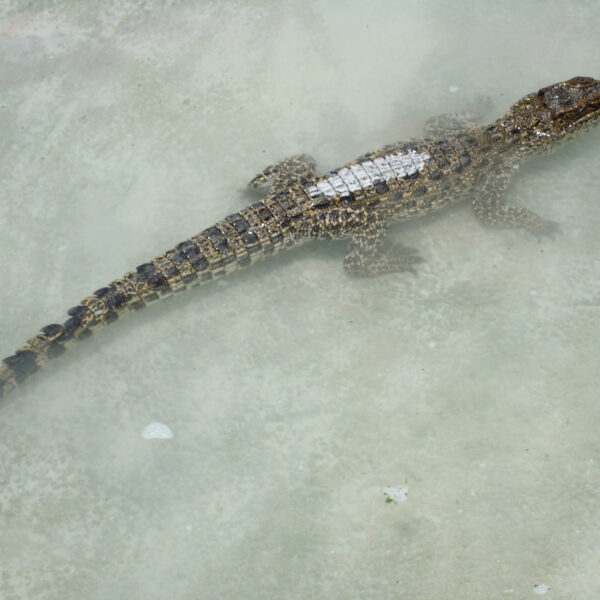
xmin=1 ymin=2 xmax=599 ymax=598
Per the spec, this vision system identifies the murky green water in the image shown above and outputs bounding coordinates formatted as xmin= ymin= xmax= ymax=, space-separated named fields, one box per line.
xmin=1 ymin=2 xmax=599 ymax=598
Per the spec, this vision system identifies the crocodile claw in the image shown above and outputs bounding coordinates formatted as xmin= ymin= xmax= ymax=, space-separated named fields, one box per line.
xmin=532 ymin=219 xmax=561 ymax=241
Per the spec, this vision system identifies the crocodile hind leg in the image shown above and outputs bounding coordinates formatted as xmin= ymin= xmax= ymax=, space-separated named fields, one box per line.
xmin=343 ymin=222 xmax=423 ymax=277
xmin=248 ymin=154 xmax=317 ymax=194
xmin=472 ymin=162 xmax=559 ymax=237
xmin=424 ymin=96 xmax=491 ymax=136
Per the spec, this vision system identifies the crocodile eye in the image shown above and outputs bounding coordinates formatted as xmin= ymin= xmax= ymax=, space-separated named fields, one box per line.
xmin=565 ymin=76 xmax=594 ymax=87
xmin=541 ymin=83 xmax=584 ymax=120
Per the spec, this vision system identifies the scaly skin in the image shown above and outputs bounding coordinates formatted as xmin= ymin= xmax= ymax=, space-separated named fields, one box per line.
xmin=1 ymin=76 xmax=599 ymax=399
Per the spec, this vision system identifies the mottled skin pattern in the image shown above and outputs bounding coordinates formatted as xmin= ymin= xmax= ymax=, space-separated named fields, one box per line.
xmin=1 ymin=76 xmax=599 ymax=399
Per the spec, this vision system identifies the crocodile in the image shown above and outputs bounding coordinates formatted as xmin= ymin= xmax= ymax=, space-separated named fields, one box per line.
xmin=1 ymin=76 xmax=599 ymax=400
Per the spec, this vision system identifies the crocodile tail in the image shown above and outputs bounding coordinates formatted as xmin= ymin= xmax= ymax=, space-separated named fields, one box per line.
xmin=0 ymin=199 xmax=298 ymax=400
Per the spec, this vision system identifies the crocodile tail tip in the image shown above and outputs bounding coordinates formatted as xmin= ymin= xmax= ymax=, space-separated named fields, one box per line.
xmin=0 ymin=314 xmax=94 ymax=401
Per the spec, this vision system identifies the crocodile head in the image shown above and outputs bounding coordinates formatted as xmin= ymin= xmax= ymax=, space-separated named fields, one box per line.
xmin=493 ymin=76 xmax=600 ymax=155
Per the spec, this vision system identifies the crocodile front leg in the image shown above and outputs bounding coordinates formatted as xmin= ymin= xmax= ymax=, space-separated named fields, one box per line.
xmin=248 ymin=154 xmax=317 ymax=194
xmin=472 ymin=161 xmax=559 ymax=237
xmin=424 ymin=96 xmax=491 ymax=136
xmin=343 ymin=222 xmax=423 ymax=277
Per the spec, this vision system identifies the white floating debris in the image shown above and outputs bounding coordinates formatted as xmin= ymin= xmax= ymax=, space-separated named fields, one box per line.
xmin=384 ymin=484 xmax=408 ymax=503
xmin=142 ymin=422 xmax=174 ymax=439
xmin=533 ymin=583 xmax=550 ymax=595
xmin=449 ymin=85 xmax=459 ymax=93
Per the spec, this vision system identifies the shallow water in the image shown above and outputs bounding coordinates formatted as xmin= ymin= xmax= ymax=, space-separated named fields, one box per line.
xmin=1 ymin=1 xmax=599 ymax=598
